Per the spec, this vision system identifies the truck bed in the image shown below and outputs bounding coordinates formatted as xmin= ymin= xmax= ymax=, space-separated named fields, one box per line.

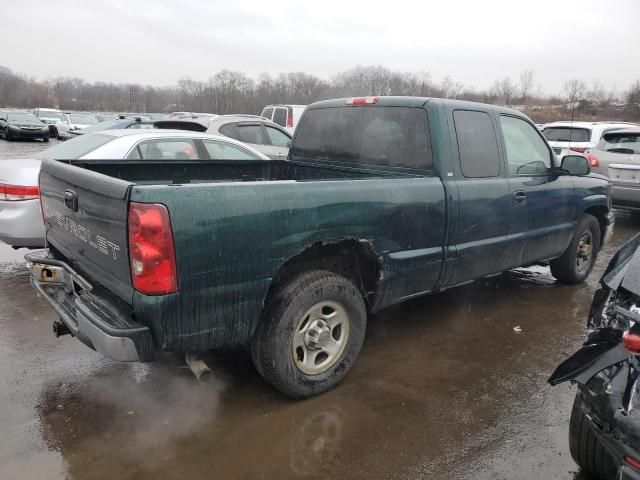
xmin=65 ymin=159 xmax=422 ymax=185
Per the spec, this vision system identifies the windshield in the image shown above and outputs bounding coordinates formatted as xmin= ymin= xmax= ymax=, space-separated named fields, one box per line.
xmin=69 ymin=114 xmax=99 ymax=125
xmin=598 ymin=132 xmax=640 ymax=155
xmin=35 ymin=133 xmax=113 ymax=160
xmin=542 ymin=127 xmax=591 ymax=143
xmin=37 ymin=111 xmax=64 ymax=121
xmin=7 ymin=112 xmax=42 ymax=123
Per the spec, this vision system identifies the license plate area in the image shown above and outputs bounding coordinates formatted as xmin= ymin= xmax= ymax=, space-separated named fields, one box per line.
xmin=30 ymin=262 xmax=92 ymax=294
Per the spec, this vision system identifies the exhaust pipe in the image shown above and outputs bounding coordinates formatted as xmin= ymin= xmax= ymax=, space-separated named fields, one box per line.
xmin=53 ymin=320 xmax=71 ymax=337
xmin=185 ymin=352 xmax=213 ymax=383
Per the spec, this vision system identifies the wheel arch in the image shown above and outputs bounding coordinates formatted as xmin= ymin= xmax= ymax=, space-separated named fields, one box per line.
xmin=583 ymin=204 xmax=609 ymax=243
xmin=265 ymin=238 xmax=382 ymax=309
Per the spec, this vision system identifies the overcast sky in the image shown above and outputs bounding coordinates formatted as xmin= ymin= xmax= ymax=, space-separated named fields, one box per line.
xmin=3 ymin=0 xmax=639 ymax=93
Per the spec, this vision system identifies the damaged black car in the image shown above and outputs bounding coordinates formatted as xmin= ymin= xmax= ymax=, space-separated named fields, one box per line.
xmin=550 ymin=233 xmax=640 ymax=480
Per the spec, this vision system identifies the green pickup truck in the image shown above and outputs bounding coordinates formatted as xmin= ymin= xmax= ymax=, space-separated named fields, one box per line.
xmin=29 ymin=96 xmax=613 ymax=398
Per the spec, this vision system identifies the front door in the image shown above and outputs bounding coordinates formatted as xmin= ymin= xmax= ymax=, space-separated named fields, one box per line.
xmin=499 ymin=115 xmax=577 ymax=267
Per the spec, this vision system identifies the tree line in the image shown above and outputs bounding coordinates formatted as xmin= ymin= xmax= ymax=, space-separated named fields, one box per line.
xmin=0 ymin=64 xmax=638 ymax=122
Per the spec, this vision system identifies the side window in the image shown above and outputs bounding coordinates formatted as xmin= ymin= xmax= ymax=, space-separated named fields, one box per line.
xmin=500 ymin=116 xmax=552 ymax=176
xmin=265 ymin=126 xmax=291 ymax=147
xmin=261 ymin=107 xmax=274 ymax=121
xmin=128 ymin=123 xmax=154 ymax=129
xmin=219 ymin=123 xmax=238 ymax=139
xmin=273 ymin=108 xmax=287 ymax=127
xmin=203 ymin=140 xmax=262 ymax=160
xmin=128 ymin=139 xmax=198 ymax=160
xmin=453 ymin=110 xmax=500 ymax=178
xmin=237 ymin=124 xmax=266 ymax=145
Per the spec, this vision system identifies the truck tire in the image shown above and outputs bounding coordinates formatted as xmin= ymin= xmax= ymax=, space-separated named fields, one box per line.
xmin=551 ymin=214 xmax=601 ymax=284
xmin=569 ymin=393 xmax=617 ymax=479
xmin=251 ymin=270 xmax=367 ymax=398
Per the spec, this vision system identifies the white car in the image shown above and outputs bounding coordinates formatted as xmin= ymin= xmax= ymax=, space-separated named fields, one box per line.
xmin=542 ymin=121 xmax=640 ymax=159
xmin=260 ymin=104 xmax=307 ymax=134
xmin=55 ymin=113 xmax=101 ymax=139
xmin=0 ymin=130 xmax=268 ymax=248
xmin=33 ymin=107 xmax=65 ymax=136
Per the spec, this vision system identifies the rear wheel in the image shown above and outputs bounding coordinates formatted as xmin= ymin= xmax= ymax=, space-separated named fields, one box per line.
xmin=569 ymin=393 xmax=617 ymax=479
xmin=251 ymin=270 xmax=367 ymax=398
xmin=551 ymin=214 xmax=601 ymax=284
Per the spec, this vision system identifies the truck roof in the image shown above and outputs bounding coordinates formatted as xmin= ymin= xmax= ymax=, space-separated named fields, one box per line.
xmin=306 ymin=96 xmax=527 ymax=117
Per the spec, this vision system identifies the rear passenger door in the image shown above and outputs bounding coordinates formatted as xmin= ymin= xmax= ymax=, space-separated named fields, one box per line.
xmin=445 ymin=109 xmax=512 ymax=286
xmin=499 ymin=115 xmax=576 ymax=266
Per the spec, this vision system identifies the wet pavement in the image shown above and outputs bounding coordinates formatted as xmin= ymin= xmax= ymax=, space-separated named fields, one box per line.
xmin=1 ymin=138 xmax=639 ymax=479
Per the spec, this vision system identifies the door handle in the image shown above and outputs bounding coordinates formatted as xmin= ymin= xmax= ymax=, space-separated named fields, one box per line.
xmin=513 ymin=191 xmax=526 ymax=206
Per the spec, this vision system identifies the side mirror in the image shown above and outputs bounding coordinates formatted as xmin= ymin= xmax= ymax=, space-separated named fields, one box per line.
xmin=560 ymin=155 xmax=590 ymax=176
xmin=286 ymin=140 xmax=292 ymax=148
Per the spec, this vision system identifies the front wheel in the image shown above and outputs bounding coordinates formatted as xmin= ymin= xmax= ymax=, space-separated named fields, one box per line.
xmin=569 ymin=393 xmax=617 ymax=479
xmin=5 ymin=130 xmax=12 ymax=141
xmin=551 ymin=214 xmax=601 ymax=284
xmin=251 ymin=270 xmax=367 ymax=398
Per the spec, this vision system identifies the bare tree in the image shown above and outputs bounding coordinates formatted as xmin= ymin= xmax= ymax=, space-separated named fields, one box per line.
xmin=562 ymin=79 xmax=586 ymax=107
xmin=519 ymin=70 xmax=534 ymax=104
xmin=492 ymin=76 xmax=515 ymax=105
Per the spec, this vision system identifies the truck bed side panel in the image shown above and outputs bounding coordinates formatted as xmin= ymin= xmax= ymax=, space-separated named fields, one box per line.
xmin=130 ymin=177 xmax=446 ymax=351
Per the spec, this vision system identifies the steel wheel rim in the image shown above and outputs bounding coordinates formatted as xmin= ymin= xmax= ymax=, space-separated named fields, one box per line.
xmin=576 ymin=230 xmax=593 ymax=273
xmin=292 ymin=300 xmax=350 ymax=375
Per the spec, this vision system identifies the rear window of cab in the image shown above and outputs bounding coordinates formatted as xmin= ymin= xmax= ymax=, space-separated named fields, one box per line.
xmin=542 ymin=127 xmax=591 ymax=143
xmin=290 ymin=106 xmax=433 ymax=170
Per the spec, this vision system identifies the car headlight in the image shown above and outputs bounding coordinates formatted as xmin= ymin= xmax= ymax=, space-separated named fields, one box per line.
xmin=8 ymin=125 xmax=20 ymax=131
xmin=42 ymin=126 xmax=48 ymax=131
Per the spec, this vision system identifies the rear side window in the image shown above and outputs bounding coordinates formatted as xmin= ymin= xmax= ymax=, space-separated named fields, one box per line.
xmin=128 ymin=139 xmax=198 ymax=160
xmin=265 ymin=126 xmax=291 ymax=147
xmin=542 ymin=127 xmax=591 ymax=143
xmin=219 ymin=123 xmax=238 ymax=139
xmin=597 ymin=132 xmax=640 ymax=154
xmin=291 ymin=106 xmax=432 ymax=169
xmin=203 ymin=140 xmax=262 ymax=160
xmin=261 ymin=107 xmax=274 ymax=120
xmin=453 ymin=110 xmax=500 ymax=178
xmin=273 ymin=107 xmax=288 ymax=127
xmin=237 ymin=124 xmax=266 ymax=144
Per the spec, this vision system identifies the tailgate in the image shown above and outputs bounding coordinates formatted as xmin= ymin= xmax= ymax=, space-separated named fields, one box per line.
xmin=39 ymin=159 xmax=135 ymax=303
xmin=608 ymin=163 xmax=640 ymax=186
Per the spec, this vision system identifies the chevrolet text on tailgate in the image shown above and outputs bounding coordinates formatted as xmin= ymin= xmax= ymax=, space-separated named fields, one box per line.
xmin=28 ymin=97 xmax=614 ymax=398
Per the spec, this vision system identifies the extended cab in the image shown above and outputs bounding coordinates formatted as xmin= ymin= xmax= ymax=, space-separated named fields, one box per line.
xmin=28 ymin=97 xmax=613 ymax=398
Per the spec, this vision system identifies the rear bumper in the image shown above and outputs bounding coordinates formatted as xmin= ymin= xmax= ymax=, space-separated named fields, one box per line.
xmin=25 ymin=252 xmax=154 ymax=361
xmin=0 ymin=199 xmax=45 ymax=247
xmin=613 ymin=185 xmax=640 ymax=210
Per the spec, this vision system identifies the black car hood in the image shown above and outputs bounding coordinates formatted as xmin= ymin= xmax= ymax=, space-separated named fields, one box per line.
xmin=10 ymin=122 xmax=44 ymax=128
xmin=602 ymin=233 xmax=640 ymax=293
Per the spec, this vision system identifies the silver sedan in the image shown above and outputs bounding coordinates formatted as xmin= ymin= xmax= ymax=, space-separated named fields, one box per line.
xmin=0 ymin=130 xmax=269 ymax=248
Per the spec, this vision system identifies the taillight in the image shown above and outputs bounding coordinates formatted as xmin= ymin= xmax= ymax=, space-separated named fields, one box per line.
xmin=286 ymin=114 xmax=293 ymax=128
xmin=623 ymin=331 xmax=640 ymax=354
xmin=346 ymin=96 xmax=379 ymax=105
xmin=626 ymin=456 xmax=640 ymax=470
xmin=569 ymin=146 xmax=587 ymax=153
xmin=0 ymin=183 xmax=39 ymax=201
xmin=128 ymin=202 xmax=178 ymax=295
xmin=586 ymin=153 xmax=600 ymax=168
